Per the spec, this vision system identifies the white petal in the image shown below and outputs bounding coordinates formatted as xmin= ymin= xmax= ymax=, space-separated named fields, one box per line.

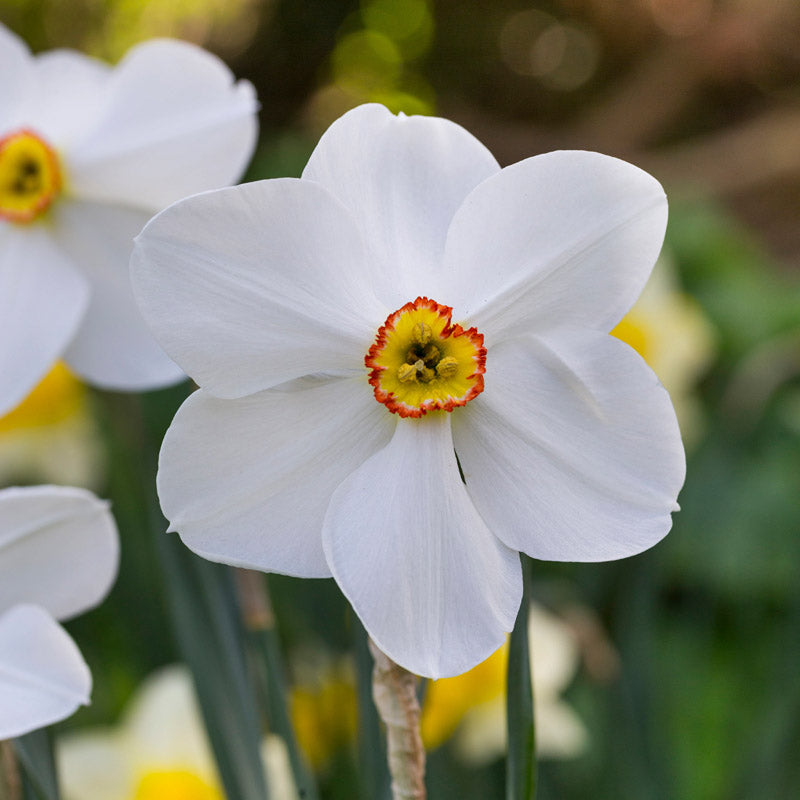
xmin=0 ymin=225 xmax=89 ymax=416
xmin=26 ymin=50 xmax=110 ymax=147
xmin=323 ymin=413 xmax=521 ymax=678
xmin=442 ymin=151 xmax=667 ymax=340
xmin=302 ymin=103 xmax=500 ymax=307
xmin=453 ymin=331 xmax=685 ymax=561
xmin=51 ymin=200 xmax=184 ymax=390
xmin=160 ymin=377 xmax=394 ymax=578
xmin=57 ymin=730 xmax=132 ymax=800
xmin=67 ymin=39 xmax=257 ymax=210
xmin=123 ymin=665 xmax=215 ymax=777
xmin=132 ymin=179 xmax=386 ymax=398
xmin=0 ymin=604 xmax=90 ymax=739
xmin=528 ymin=603 xmax=579 ymax=695
xmin=0 ymin=24 xmax=32 ymax=130
xmin=0 ymin=485 xmax=119 ymax=620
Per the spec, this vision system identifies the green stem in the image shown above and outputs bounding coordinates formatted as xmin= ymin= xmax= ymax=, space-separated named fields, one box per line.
xmin=506 ymin=554 xmax=536 ymax=800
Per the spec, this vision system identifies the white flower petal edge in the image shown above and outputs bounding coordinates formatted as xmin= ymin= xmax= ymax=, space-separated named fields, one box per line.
xmin=443 ymin=150 xmax=667 ymax=340
xmin=52 ymin=200 xmax=184 ymax=389
xmin=131 ymin=178 xmax=387 ymax=399
xmin=0 ymin=604 xmax=91 ymax=740
xmin=453 ymin=330 xmax=685 ymax=561
xmin=323 ymin=413 xmax=522 ymax=679
xmin=0 ymin=485 xmax=119 ymax=621
xmin=0 ymin=226 xmax=89 ymax=416
xmin=302 ymin=103 xmax=500 ymax=308
xmin=67 ymin=39 xmax=258 ymax=210
xmin=160 ymin=377 xmax=395 ymax=578
xmin=0 ymin=24 xmax=33 ymax=130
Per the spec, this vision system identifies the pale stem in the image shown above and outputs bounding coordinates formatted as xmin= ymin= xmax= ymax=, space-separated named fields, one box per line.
xmin=369 ymin=639 xmax=426 ymax=800
xmin=0 ymin=740 xmax=21 ymax=800
xmin=234 ymin=567 xmax=275 ymax=631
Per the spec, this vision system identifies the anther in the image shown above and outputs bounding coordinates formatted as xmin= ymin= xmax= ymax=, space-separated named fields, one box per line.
xmin=397 ymin=363 xmax=418 ymax=383
xmin=436 ymin=357 xmax=459 ymax=378
xmin=412 ymin=322 xmax=432 ymax=346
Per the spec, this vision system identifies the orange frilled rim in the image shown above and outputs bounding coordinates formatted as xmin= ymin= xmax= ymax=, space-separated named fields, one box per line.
xmin=365 ymin=296 xmax=486 ymax=418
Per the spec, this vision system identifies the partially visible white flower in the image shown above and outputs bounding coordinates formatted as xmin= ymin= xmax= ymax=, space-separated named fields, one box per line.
xmin=57 ymin=665 xmax=298 ymax=800
xmin=0 ymin=362 xmax=104 ymax=488
xmin=131 ymin=103 xmax=685 ymax=679
xmin=0 ymin=485 xmax=119 ymax=739
xmin=450 ymin=603 xmax=588 ymax=764
xmin=612 ymin=254 xmax=715 ymax=447
xmin=0 ymin=23 xmax=258 ymax=415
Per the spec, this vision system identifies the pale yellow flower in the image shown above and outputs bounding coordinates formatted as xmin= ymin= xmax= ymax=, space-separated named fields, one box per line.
xmin=289 ymin=655 xmax=358 ymax=771
xmin=612 ymin=255 xmax=715 ymax=447
xmin=57 ymin=665 xmax=298 ymax=800
xmin=0 ymin=362 xmax=104 ymax=488
xmin=422 ymin=602 xmax=588 ymax=762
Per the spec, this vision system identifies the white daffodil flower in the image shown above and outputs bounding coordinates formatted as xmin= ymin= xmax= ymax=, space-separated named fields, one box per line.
xmin=131 ymin=103 xmax=685 ymax=679
xmin=0 ymin=485 xmax=119 ymax=739
xmin=57 ymin=665 xmax=298 ymax=800
xmin=0 ymin=23 xmax=258 ymax=416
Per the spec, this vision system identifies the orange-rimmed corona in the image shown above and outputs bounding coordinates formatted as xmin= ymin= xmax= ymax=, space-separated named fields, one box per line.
xmin=366 ymin=297 xmax=486 ymax=418
xmin=0 ymin=129 xmax=62 ymax=224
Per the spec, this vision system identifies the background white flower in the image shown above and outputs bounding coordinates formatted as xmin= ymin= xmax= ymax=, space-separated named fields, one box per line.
xmin=57 ymin=664 xmax=299 ymax=800
xmin=0 ymin=23 xmax=258 ymax=416
xmin=0 ymin=485 xmax=119 ymax=739
xmin=0 ymin=362 xmax=104 ymax=488
xmin=131 ymin=103 xmax=685 ymax=679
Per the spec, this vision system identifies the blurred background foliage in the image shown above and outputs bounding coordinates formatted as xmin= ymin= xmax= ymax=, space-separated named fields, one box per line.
xmin=2 ymin=0 xmax=800 ymax=798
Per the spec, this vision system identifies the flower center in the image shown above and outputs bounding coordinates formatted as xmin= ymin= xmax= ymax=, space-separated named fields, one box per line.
xmin=132 ymin=769 xmax=222 ymax=800
xmin=366 ymin=297 xmax=486 ymax=418
xmin=0 ymin=129 xmax=62 ymax=224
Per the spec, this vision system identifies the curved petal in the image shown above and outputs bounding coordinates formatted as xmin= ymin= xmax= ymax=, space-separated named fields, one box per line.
xmin=452 ymin=331 xmax=685 ymax=561
xmin=27 ymin=50 xmax=110 ymax=148
xmin=51 ymin=200 xmax=185 ymax=390
xmin=132 ymin=179 xmax=386 ymax=399
xmin=302 ymin=104 xmax=500 ymax=307
xmin=124 ymin=665 xmax=215 ymax=776
xmin=0 ymin=485 xmax=119 ymax=620
xmin=442 ymin=151 xmax=667 ymax=340
xmin=159 ymin=377 xmax=394 ymax=578
xmin=0 ymin=604 xmax=91 ymax=739
xmin=0 ymin=225 xmax=89 ymax=416
xmin=0 ymin=24 xmax=33 ymax=130
xmin=67 ymin=39 xmax=257 ymax=210
xmin=323 ymin=413 xmax=521 ymax=678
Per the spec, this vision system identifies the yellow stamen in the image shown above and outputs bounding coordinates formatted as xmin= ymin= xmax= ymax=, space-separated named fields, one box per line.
xmin=0 ymin=129 xmax=62 ymax=224
xmin=436 ymin=357 xmax=459 ymax=378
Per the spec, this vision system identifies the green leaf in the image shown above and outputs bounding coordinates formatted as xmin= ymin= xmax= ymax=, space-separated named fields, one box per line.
xmin=506 ymin=555 xmax=536 ymax=800
xmin=13 ymin=729 xmax=59 ymax=800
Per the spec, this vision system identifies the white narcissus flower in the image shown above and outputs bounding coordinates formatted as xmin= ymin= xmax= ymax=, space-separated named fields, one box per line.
xmin=0 ymin=485 xmax=119 ymax=739
xmin=131 ymin=103 xmax=685 ymax=679
xmin=0 ymin=23 xmax=258 ymax=416
xmin=57 ymin=665 xmax=299 ymax=800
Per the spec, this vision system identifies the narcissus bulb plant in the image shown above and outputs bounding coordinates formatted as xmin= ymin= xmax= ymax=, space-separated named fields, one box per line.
xmin=131 ymin=103 xmax=685 ymax=679
xmin=0 ymin=485 xmax=119 ymax=739
xmin=0 ymin=23 xmax=257 ymax=416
